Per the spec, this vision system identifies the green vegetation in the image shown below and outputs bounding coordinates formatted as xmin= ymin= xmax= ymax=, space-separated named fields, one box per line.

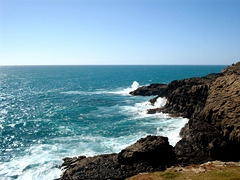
xmin=160 ymin=172 xmax=179 ymax=179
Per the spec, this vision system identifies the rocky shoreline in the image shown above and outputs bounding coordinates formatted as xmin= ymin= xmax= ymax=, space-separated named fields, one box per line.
xmin=58 ymin=63 xmax=240 ymax=180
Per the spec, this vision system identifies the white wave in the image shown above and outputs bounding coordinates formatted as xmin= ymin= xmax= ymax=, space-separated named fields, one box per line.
xmin=131 ymin=81 xmax=140 ymax=90
xmin=0 ymin=133 xmax=148 ymax=180
xmin=0 ymin=144 xmax=62 ymax=180
xmin=0 ymin=109 xmax=8 ymax=115
xmin=119 ymin=97 xmax=188 ymax=146
xmin=61 ymin=91 xmax=88 ymax=95
xmin=61 ymin=81 xmax=141 ymax=96
xmin=107 ymin=81 xmax=140 ymax=96
xmin=154 ymin=97 xmax=167 ymax=108
xmin=157 ymin=117 xmax=189 ymax=146
xmin=0 ymin=116 xmax=187 ymax=180
xmin=126 ymin=97 xmax=167 ymax=116
xmin=8 ymin=124 xmax=16 ymax=128
xmin=61 ymin=90 xmax=111 ymax=95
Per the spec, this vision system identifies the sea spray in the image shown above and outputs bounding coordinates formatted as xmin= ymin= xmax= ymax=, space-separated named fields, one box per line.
xmin=107 ymin=81 xmax=140 ymax=96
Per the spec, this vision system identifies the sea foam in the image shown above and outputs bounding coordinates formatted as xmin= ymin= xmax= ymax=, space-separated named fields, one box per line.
xmin=131 ymin=97 xmax=167 ymax=116
xmin=0 ymin=133 xmax=149 ymax=180
xmin=61 ymin=81 xmax=140 ymax=96
xmin=107 ymin=81 xmax=140 ymax=96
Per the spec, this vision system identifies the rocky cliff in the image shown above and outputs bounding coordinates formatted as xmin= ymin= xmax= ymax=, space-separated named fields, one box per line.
xmin=59 ymin=63 xmax=240 ymax=179
xmin=130 ymin=62 xmax=240 ymax=165
xmin=175 ymin=63 xmax=240 ymax=164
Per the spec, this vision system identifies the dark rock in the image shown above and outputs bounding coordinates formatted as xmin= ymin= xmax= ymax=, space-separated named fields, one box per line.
xmin=174 ymin=63 xmax=240 ymax=164
xmin=148 ymin=96 xmax=159 ymax=105
xmin=118 ymin=135 xmax=175 ymax=166
xmin=59 ymin=135 xmax=175 ymax=180
xmin=60 ymin=154 xmax=121 ymax=180
xmin=130 ymin=83 xmax=168 ymax=96
xmin=61 ymin=156 xmax=86 ymax=169
xmin=131 ymin=63 xmax=240 ymax=165
xmin=160 ymin=73 xmax=222 ymax=119
xmin=146 ymin=108 xmax=161 ymax=114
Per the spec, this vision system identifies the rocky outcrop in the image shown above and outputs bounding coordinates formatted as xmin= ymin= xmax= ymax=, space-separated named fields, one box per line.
xmin=118 ymin=136 xmax=175 ymax=166
xmin=130 ymin=63 xmax=240 ymax=165
xmin=59 ymin=136 xmax=175 ymax=180
xmin=129 ymin=83 xmax=168 ymax=96
xmin=175 ymin=63 xmax=240 ymax=165
xmin=59 ymin=63 xmax=240 ymax=179
xmin=176 ymin=64 xmax=240 ymax=164
xmin=146 ymin=73 xmax=222 ymax=118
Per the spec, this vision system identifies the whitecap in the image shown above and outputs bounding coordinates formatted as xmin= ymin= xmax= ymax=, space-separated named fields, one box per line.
xmin=8 ymin=124 xmax=16 ymax=128
xmin=157 ymin=117 xmax=189 ymax=146
xmin=0 ymin=144 xmax=62 ymax=180
xmin=118 ymin=96 xmax=188 ymax=146
xmin=61 ymin=81 xmax=141 ymax=96
xmin=0 ymin=109 xmax=8 ymax=115
xmin=0 ymin=132 xmax=150 ymax=179
xmin=154 ymin=97 xmax=167 ymax=108
xmin=107 ymin=81 xmax=140 ymax=96
xmin=60 ymin=91 xmax=87 ymax=95
xmin=123 ymin=97 xmax=167 ymax=117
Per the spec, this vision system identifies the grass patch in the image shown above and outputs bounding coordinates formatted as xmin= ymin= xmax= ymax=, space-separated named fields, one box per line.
xmin=160 ymin=172 xmax=179 ymax=179
xmin=127 ymin=166 xmax=240 ymax=180
xmin=190 ymin=167 xmax=240 ymax=180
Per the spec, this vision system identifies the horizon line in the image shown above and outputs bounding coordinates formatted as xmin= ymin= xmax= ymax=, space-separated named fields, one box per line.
xmin=0 ymin=64 xmax=230 ymax=67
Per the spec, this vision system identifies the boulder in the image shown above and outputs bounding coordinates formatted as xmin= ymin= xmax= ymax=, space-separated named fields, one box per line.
xmin=59 ymin=135 xmax=175 ymax=180
xmin=117 ymin=135 xmax=175 ymax=166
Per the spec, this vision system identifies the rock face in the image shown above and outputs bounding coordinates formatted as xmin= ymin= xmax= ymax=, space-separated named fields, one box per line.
xmin=59 ymin=136 xmax=175 ymax=180
xmin=131 ymin=62 xmax=240 ymax=165
xmin=175 ymin=63 xmax=240 ymax=165
xmin=146 ymin=73 xmax=222 ymax=118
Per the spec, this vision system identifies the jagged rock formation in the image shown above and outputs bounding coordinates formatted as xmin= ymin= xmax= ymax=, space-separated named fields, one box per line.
xmin=59 ymin=136 xmax=174 ymax=180
xmin=59 ymin=63 xmax=240 ymax=179
xmin=131 ymin=62 xmax=240 ymax=165
xmin=175 ymin=63 xmax=240 ymax=164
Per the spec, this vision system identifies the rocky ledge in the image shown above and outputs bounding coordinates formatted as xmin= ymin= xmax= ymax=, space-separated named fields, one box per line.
xmin=59 ymin=63 xmax=240 ymax=179
xmin=59 ymin=136 xmax=174 ymax=180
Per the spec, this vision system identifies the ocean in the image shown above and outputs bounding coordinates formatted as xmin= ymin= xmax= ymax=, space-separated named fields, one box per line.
xmin=0 ymin=65 xmax=226 ymax=180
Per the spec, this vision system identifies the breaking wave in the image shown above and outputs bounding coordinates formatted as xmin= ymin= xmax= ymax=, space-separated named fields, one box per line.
xmin=61 ymin=81 xmax=141 ymax=96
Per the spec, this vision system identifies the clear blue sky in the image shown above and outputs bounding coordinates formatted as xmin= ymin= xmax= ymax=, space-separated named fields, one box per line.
xmin=0 ymin=0 xmax=240 ymax=65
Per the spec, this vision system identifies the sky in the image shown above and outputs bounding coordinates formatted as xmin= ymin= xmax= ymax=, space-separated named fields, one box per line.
xmin=0 ymin=0 xmax=240 ymax=65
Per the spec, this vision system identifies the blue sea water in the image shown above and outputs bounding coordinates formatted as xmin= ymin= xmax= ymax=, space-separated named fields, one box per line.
xmin=0 ymin=65 xmax=226 ymax=179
